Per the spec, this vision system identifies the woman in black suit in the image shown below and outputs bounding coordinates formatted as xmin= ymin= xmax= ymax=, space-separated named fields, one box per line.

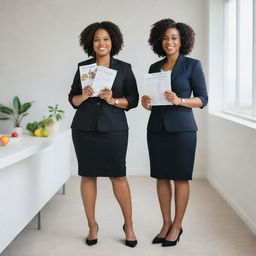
xmin=69 ymin=21 xmax=138 ymax=247
xmin=141 ymin=19 xmax=208 ymax=246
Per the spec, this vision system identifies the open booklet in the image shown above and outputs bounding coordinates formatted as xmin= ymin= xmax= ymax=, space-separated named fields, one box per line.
xmin=92 ymin=66 xmax=117 ymax=96
xmin=79 ymin=64 xmax=117 ymax=96
xmin=145 ymin=71 xmax=172 ymax=106
xmin=79 ymin=63 xmax=97 ymax=88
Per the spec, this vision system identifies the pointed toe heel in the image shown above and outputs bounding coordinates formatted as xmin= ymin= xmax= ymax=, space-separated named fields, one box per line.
xmin=85 ymin=238 xmax=98 ymax=246
xmin=125 ymin=240 xmax=137 ymax=248
xmin=152 ymin=225 xmax=172 ymax=244
xmin=162 ymin=228 xmax=183 ymax=247
xmin=85 ymin=223 xmax=99 ymax=246
xmin=123 ymin=224 xmax=138 ymax=248
xmin=152 ymin=235 xmax=165 ymax=244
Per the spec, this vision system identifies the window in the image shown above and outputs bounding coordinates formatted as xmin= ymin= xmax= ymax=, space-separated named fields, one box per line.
xmin=224 ymin=0 xmax=256 ymax=120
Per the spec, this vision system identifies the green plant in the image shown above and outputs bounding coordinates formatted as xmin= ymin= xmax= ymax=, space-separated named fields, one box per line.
xmin=26 ymin=121 xmax=39 ymax=134
xmin=48 ymin=104 xmax=64 ymax=122
xmin=38 ymin=117 xmax=54 ymax=128
xmin=26 ymin=117 xmax=54 ymax=135
xmin=26 ymin=104 xmax=64 ymax=136
xmin=0 ymin=96 xmax=33 ymax=127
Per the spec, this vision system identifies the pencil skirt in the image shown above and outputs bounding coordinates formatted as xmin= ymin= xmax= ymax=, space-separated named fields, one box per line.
xmin=147 ymin=131 xmax=197 ymax=180
xmin=72 ymin=129 xmax=128 ymax=177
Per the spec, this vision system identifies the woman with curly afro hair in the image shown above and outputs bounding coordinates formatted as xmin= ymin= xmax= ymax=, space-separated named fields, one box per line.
xmin=141 ymin=19 xmax=208 ymax=246
xmin=69 ymin=21 xmax=138 ymax=247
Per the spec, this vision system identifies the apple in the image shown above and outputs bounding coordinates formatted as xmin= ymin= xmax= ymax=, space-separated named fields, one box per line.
xmin=11 ymin=132 xmax=18 ymax=137
xmin=41 ymin=128 xmax=50 ymax=137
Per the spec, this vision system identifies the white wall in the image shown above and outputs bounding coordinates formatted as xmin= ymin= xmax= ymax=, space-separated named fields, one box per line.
xmin=0 ymin=0 xmax=208 ymax=176
xmin=206 ymin=115 xmax=256 ymax=234
xmin=208 ymin=0 xmax=256 ymax=235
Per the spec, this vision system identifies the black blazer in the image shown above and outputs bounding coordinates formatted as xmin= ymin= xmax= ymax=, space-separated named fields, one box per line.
xmin=147 ymin=54 xmax=208 ymax=132
xmin=69 ymin=57 xmax=139 ymax=132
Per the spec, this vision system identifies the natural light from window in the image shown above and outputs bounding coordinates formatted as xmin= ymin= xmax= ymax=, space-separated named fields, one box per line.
xmin=224 ymin=0 xmax=255 ymax=120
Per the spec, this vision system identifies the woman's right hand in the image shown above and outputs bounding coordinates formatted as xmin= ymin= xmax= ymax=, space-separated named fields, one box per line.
xmin=82 ymin=85 xmax=94 ymax=100
xmin=141 ymin=95 xmax=152 ymax=110
xmin=71 ymin=86 xmax=94 ymax=107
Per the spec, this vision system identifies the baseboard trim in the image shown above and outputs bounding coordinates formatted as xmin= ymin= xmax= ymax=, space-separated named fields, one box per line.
xmin=207 ymin=174 xmax=256 ymax=235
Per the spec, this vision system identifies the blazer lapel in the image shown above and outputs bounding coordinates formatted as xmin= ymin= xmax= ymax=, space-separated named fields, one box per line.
xmin=154 ymin=58 xmax=166 ymax=72
xmin=154 ymin=55 xmax=185 ymax=89
xmin=171 ymin=54 xmax=185 ymax=82
xmin=110 ymin=57 xmax=120 ymax=71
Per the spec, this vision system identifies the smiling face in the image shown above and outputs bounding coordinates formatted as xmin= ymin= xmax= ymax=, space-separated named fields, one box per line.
xmin=93 ymin=28 xmax=112 ymax=57
xmin=162 ymin=28 xmax=181 ymax=57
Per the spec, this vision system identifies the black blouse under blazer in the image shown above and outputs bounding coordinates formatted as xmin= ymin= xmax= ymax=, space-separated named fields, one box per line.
xmin=69 ymin=57 xmax=139 ymax=132
xmin=147 ymin=54 xmax=208 ymax=132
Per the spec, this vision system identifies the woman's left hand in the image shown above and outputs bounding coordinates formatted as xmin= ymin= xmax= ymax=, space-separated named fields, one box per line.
xmin=99 ymin=87 xmax=114 ymax=104
xmin=164 ymin=91 xmax=181 ymax=105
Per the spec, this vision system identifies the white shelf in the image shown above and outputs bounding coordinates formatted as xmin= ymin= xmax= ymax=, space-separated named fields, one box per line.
xmin=0 ymin=129 xmax=72 ymax=253
xmin=0 ymin=130 xmax=70 ymax=170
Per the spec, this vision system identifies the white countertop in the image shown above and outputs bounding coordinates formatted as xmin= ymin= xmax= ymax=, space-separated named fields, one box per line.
xmin=0 ymin=129 xmax=71 ymax=170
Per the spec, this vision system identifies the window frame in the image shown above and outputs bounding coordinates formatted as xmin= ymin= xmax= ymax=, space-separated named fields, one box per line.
xmin=208 ymin=0 xmax=256 ymax=129
xmin=223 ymin=0 xmax=256 ymax=121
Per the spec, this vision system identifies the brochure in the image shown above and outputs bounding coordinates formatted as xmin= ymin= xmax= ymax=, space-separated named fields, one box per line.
xmin=145 ymin=71 xmax=172 ymax=106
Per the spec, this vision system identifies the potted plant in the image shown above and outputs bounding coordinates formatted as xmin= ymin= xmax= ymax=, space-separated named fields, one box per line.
xmin=48 ymin=104 xmax=64 ymax=122
xmin=0 ymin=96 xmax=33 ymax=135
xmin=47 ymin=104 xmax=64 ymax=134
xmin=26 ymin=105 xmax=64 ymax=137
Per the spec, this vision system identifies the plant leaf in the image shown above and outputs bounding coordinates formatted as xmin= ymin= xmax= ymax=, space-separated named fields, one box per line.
xmin=26 ymin=123 xmax=34 ymax=133
xmin=0 ymin=117 xmax=10 ymax=120
xmin=0 ymin=106 xmax=13 ymax=114
xmin=13 ymin=96 xmax=21 ymax=114
xmin=56 ymin=114 xmax=62 ymax=121
xmin=17 ymin=113 xmax=29 ymax=126
xmin=20 ymin=103 xmax=32 ymax=113
xmin=21 ymin=113 xmax=29 ymax=117
xmin=57 ymin=110 xmax=64 ymax=113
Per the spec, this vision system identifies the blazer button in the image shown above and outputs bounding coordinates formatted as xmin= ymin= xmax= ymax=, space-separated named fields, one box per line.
xmin=97 ymin=102 xmax=100 ymax=106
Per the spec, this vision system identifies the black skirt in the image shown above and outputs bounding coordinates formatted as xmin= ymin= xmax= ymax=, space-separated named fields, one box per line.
xmin=147 ymin=131 xmax=197 ymax=180
xmin=72 ymin=129 xmax=128 ymax=177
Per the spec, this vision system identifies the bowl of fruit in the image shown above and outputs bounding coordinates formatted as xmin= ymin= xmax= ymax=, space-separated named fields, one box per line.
xmin=26 ymin=118 xmax=52 ymax=137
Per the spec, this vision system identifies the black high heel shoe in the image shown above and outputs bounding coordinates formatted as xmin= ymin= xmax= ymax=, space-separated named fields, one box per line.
xmin=85 ymin=223 xmax=99 ymax=246
xmin=152 ymin=225 xmax=172 ymax=244
xmin=162 ymin=228 xmax=183 ymax=247
xmin=122 ymin=224 xmax=138 ymax=248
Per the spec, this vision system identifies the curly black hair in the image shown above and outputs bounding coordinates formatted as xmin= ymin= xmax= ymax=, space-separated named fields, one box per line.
xmin=148 ymin=18 xmax=195 ymax=57
xmin=79 ymin=21 xmax=123 ymax=57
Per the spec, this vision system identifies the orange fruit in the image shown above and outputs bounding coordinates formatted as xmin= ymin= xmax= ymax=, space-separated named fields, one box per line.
xmin=1 ymin=135 xmax=10 ymax=145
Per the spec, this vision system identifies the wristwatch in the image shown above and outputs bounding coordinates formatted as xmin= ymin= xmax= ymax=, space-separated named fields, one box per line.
xmin=179 ymin=98 xmax=185 ymax=106
xmin=114 ymin=98 xmax=119 ymax=105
